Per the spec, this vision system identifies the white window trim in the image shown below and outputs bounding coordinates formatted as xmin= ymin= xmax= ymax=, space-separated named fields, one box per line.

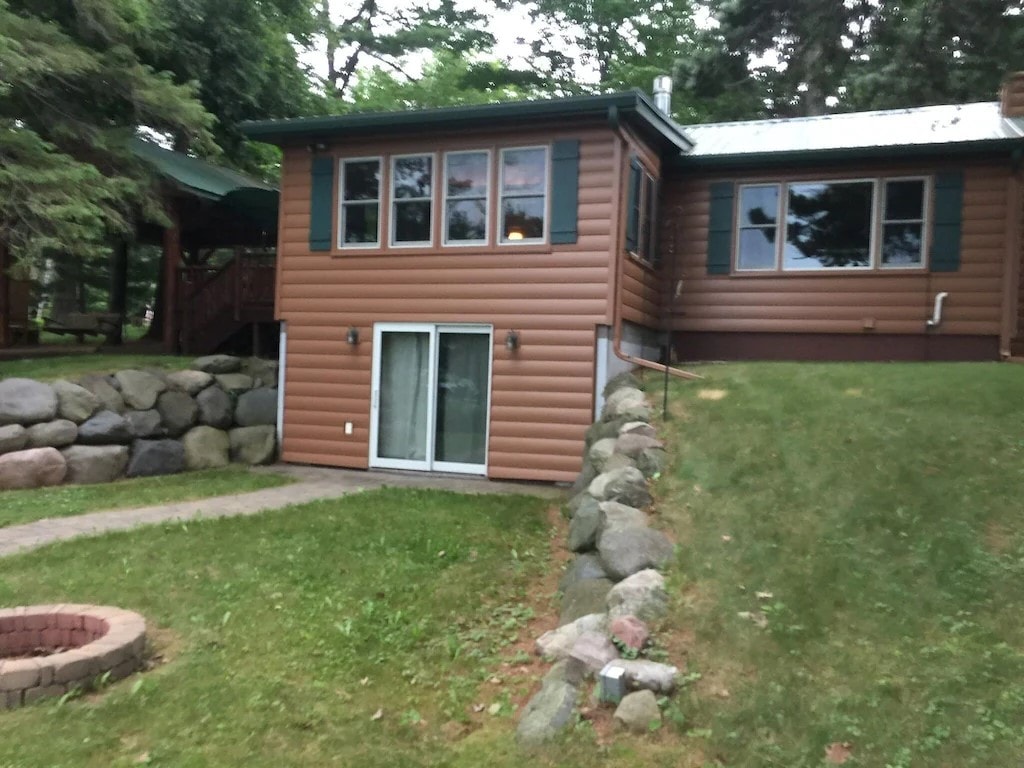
xmin=338 ymin=156 xmax=383 ymax=249
xmin=443 ymin=149 xmax=491 ymax=247
xmin=388 ymin=152 xmax=436 ymax=248
xmin=879 ymin=175 xmax=931 ymax=270
xmin=498 ymin=145 xmax=549 ymax=245
xmin=733 ymin=176 xmax=931 ymax=273
xmin=734 ymin=182 xmax=783 ymax=272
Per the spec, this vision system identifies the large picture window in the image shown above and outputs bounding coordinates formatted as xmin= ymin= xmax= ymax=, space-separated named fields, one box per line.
xmin=735 ymin=177 xmax=928 ymax=272
xmin=339 ymin=158 xmax=381 ymax=247
xmin=391 ymin=154 xmax=433 ymax=246
xmin=444 ymin=150 xmax=489 ymax=245
xmin=499 ymin=147 xmax=547 ymax=243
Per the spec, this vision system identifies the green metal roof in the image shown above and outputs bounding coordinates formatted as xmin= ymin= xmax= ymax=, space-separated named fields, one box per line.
xmin=240 ymin=90 xmax=694 ymax=153
xmin=131 ymin=138 xmax=277 ymax=200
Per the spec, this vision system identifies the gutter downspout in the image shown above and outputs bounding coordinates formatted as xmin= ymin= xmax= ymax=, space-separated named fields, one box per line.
xmin=998 ymin=152 xmax=1023 ymax=358
xmin=607 ymin=106 xmax=701 ymax=382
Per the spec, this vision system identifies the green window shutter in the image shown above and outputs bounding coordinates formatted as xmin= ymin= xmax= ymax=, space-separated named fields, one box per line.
xmin=625 ymin=157 xmax=642 ymax=253
xmin=707 ymin=181 xmax=735 ymax=275
xmin=931 ymin=171 xmax=963 ymax=272
xmin=309 ymin=155 xmax=334 ymax=252
xmin=549 ymin=139 xmax=580 ymax=244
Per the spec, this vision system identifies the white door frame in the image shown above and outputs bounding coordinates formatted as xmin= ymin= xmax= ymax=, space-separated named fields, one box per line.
xmin=369 ymin=322 xmax=492 ymax=475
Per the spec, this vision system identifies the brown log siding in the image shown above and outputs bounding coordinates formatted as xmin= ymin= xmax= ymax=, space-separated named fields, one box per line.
xmin=662 ymin=160 xmax=1013 ymax=346
xmin=276 ymin=124 xmax=618 ymax=482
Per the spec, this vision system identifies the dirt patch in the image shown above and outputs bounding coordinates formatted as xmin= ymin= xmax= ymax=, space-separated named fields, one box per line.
xmin=844 ymin=388 xmax=864 ymax=397
xmin=697 ymin=389 xmax=727 ymax=401
xmin=984 ymin=520 xmax=1015 ymax=556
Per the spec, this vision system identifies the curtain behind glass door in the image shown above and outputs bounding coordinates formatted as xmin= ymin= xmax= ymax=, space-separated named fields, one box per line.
xmin=377 ymin=332 xmax=430 ymax=461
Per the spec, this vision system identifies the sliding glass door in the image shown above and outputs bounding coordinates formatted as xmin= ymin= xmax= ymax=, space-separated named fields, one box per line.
xmin=370 ymin=324 xmax=491 ymax=474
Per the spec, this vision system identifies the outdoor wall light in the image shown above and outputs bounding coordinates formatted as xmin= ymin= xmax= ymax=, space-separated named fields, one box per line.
xmin=505 ymin=329 xmax=520 ymax=351
xmin=346 ymin=326 xmax=360 ymax=345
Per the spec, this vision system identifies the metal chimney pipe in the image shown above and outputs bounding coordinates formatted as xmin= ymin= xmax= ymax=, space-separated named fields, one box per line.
xmin=653 ymin=75 xmax=673 ymax=114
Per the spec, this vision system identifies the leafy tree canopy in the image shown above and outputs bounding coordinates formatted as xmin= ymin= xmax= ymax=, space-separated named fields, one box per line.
xmin=0 ymin=0 xmax=213 ymax=264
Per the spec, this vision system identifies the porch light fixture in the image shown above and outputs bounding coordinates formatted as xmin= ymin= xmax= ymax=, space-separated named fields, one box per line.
xmin=505 ymin=329 xmax=520 ymax=351
xmin=346 ymin=326 xmax=360 ymax=345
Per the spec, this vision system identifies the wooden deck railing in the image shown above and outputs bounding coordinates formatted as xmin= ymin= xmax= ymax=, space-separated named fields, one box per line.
xmin=178 ymin=255 xmax=275 ymax=353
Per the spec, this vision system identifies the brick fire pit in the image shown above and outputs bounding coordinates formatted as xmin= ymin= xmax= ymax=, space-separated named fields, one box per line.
xmin=0 ymin=605 xmax=147 ymax=709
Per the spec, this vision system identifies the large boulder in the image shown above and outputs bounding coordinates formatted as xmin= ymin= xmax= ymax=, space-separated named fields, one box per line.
xmin=536 ymin=613 xmax=608 ymax=661
xmin=567 ymin=496 xmax=601 ymax=552
xmin=584 ymin=416 xmax=630 ymax=450
xmin=560 ymin=579 xmax=614 ymax=626
xmin=77 ymin=410 xmax=132 ymax=445
xmin=612 ymin=659 xmax=680 ymax=694
xmin=52 ymin=379 xmax=100 ymax=423
xmin=229 ymin=426 xmax=277 ymax=465
xmin=587 ymin=437 xmax=618 ymax=474
xmin=515 ymin=679 xmax=579 ymax=748
xmin=634 ymin=447 xmax=666 ymax=479
xmin=165 ymin=369 xmax=214 ymax=396
xmin=62 ymin=445 xmax=129 ymax=485
xmin=0 ymin=378 xmax=58 ymax=425
xmin=619 ymin=421 xmax=657 ymax=439
xmin=127 ymin=439 xmax=185 ymax=478
xmin=214 ymin=373 xmax=253 ymax=394
xmin=602 ymin=371 xmax=642 ymax=398
xmin=568 ymin=459 xmax=599 ymax=497
xmin=614 ymin=432 xmax=664 ymax=457
xmin=196 ymin=386 xmax=233 ymax=429
xmin=588 ymin=466 xmax=652 ymax=509
xmin=0 ymin=424 xmax=27 ymax=454
xmin=234 ymin=388 xmax=277 ymax=427
xmin=77 ymin=375 xmax=125 ymax=414
xmin=26 ymin=419 xmax=77 ymax=449
xmin=190 ymin=354 xmax=242 ymax=374
xmin=602 ymin=386 xmax=650 ymax=423
xmin=613 ymin=690 xmax=661 ymax=733
xmin=568 ymin=631 xmax=619 ymax=674
xmin=242 ymin=358 xmax=279 ymax=388
xmin=609 ymin=615 xmax=650 ymax=652
xmin=598 ymin=501 xmax=648 ymax=535
xmin=606 ymin=569 xmax=669 ymax=622
xmin=156 ymin=391 xmax=198 ymax=437
xmin=125 ymin=409 xmax=165 ymax=439
xmin=0 ymin=447 xmax=66 ymax=490
xmin=598 ymin=527 xmax=674 ymax=581
xmin=558 ymin=554 xmax=610 ymax=592
xmin=114 ymin=370 xmax=167 ymax=410
xmin=182 ymin=426 xmax=229 ymax=470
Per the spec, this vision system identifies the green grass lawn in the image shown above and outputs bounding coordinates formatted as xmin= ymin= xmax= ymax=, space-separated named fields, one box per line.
xmin=0 ymin=489 xmax=579 ymax=768
xmin=656 ymin=362 xmax=1024 ymax=767
xmin=0 ymin=354 xmax=190 ymax=382
xmin=0 ymin=467 xmax=293 ymax=529
xmin=1 ymin=354 xmax=191 ymax=382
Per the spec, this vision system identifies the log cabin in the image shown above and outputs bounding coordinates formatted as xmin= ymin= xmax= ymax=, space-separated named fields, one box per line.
xmin=242 ymin=74 xmax=1024 ymax=483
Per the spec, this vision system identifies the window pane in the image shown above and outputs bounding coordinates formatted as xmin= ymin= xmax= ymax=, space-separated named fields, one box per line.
xmin=502 ymin=196 xmax=544 ymax=241
xmin=394 ymin=201 xmax=431 ymax=243
xmin=881 ymin=222 xmax=924 ymax=266
xmin=785 ymin=182 xmax=872 ymax=269
xmin=737 ymin=227 xmax=776 ymax=270
xmin=343 ymin=203 xmax=378 ymax=244
xmin=343 ymin=160 xmax=379 ymax=201
xmin=642 ymin=175 xmax=657 ymax=263
xmin=446 ymin=152 xmax=488 ymax=198
xmin=434 ymin=332 xmax=489 ymax=465
xmin=394 ymin=156 xmax=432 ymax=199
xmin=446 ymin=199 xmax=486 ymax=242
xmin=885 ymin=179 xmax=924 ymax=221
xmin=502 ymin=148 xmax=546 ymax=194
xmin=739 ymin=185 xmax=779 ymax=227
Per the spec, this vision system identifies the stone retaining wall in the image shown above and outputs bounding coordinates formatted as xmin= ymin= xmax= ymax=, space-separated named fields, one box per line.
xmin=0 ymin=605 xmax=147 ymax=708
xmin=517 ymin=372 xmax=683 ymax=746
xmin=0 ymin=354 xmax=279 ymax=490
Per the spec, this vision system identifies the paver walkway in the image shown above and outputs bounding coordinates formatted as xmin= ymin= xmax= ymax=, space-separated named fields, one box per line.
xmin=0 ymin=465 xmax=563 ymax=559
